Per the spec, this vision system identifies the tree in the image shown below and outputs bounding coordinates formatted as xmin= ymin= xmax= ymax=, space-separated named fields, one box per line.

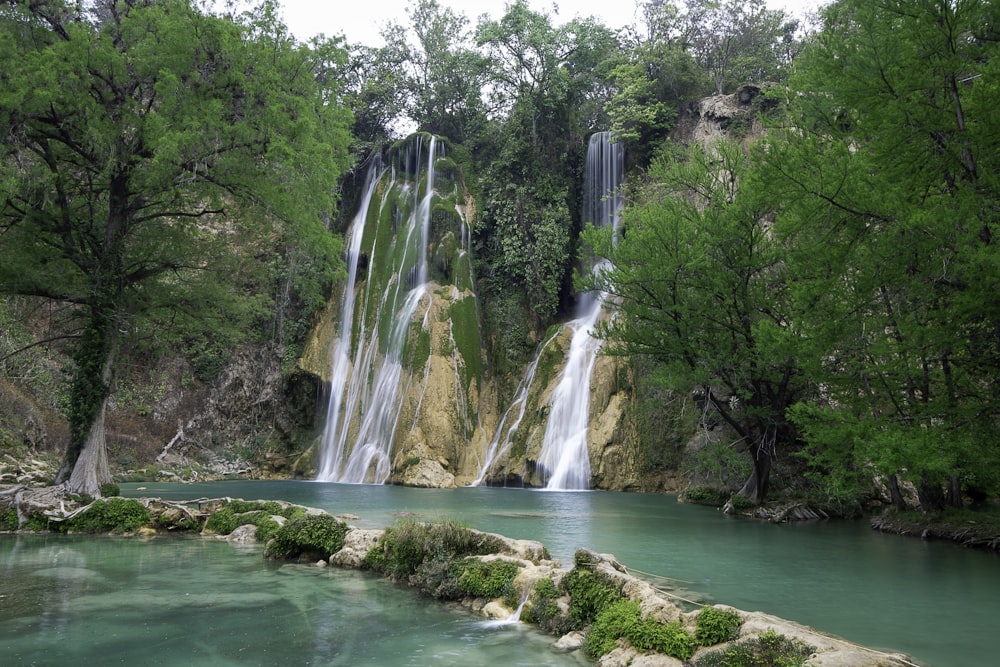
xmin=764 ymin=0 xmax=1000 ymax=509
xmin=0 ymin=0 xmax=353 ymax=495
xmin=682 ymin=0 xmax=799 ymax=95
xmin=585 ymin=141 xmax=804 ymax=503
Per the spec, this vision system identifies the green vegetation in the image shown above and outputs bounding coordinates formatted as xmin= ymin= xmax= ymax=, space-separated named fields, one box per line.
xmin=59 ymin=498 xmax=151 ymax=534
xmin=561 ymin=558 xmax=625 ymax=629
xmin=264 ymin=514 xmax=348 ymax=561
xmin=696 ymin=607 xmax=743 ymax=645
xmin=0 ymin=507 xmax=18 ymax=531
xmin=361 ymin=519 xmax=515 ymax=600
xmin=693 ymin=630 xmax=813 ymax=667
xmin=448 ymin=557 xmax=520 ymax=600
xmin=584 ymin=599 xmax=696 ymax=660
xmin=0 ymin=0 xmax=351 ymax=496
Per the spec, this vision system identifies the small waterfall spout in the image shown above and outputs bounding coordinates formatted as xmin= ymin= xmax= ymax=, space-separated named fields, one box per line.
xmin=317 ymin=135 xmax=442 ymax=484
xmin=537 ymin=132 xmax=623 ymax=490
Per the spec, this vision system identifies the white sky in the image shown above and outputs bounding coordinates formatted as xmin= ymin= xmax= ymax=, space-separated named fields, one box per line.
xmin=276 ymin=0 xmax=825 ymax=46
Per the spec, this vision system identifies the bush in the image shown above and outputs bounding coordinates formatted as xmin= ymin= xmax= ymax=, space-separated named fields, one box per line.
xmin=0 ymin=507 xmax=18 ymax=531
xmin=562 ymin=567 xmax=624 ymax=629
xmin=695 ymin=606 xmax=743 ymax=645
xmin=693 ymin=630 xmax=813 ymax=667
xmin=584 ymin=599 xmax=697 ymax=661
xmin=99 ymin=482 xmax=120 ymax=497
xmin=363 ymin=518 xmax=504 ymax=581
xmin=204 ymin=507 xmax=239 ymax=535
xmin=585 ymin=600 xmax=640 ymax=656
xmin=681 ymin=486 xmax=730 ymax=507
xmin=264 ymin=514 xmax=347 ymax=560
xmin=63 ymin=498 xmax=150 ymax=534
xmin=450 ymin=558 xmax=520 ymax=600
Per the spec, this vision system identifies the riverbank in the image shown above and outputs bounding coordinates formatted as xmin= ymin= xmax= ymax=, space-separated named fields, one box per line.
xmin=1 ymin=485 xmax=916 ymax=667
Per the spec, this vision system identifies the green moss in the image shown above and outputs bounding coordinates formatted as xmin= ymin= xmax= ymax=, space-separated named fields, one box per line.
xmin=448 ymin=296 xmax=482 ymax=392
xmin=264 ymin=514 xmax=348 ymax=561
xmin=62 ymin=498 xmax=150 ymax=534
xmin=695 ymin=606 xmax=743 ymax=645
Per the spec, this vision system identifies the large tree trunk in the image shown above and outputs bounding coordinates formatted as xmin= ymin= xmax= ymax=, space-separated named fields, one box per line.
xmin=57 ymin=313 xmax=119 ymax=496
xmin=66 ymin=395 xmax=112 ymax=496
xmin=736 ymin=432 xmax=773 ymax=505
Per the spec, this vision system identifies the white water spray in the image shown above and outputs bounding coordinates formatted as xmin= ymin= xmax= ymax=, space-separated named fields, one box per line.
xmin=536 ymin=132 xmax=623 ymax=490
xmin=316 ymin=136 xmax=441 ymax=483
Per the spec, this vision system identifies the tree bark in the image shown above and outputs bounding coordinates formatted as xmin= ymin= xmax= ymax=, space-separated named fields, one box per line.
xmin=65 ymin=395 xmax=112 ymax=496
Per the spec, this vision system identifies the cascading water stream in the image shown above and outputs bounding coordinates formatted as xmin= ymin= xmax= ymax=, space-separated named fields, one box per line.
xmin=536 ymin=132 xmax=623 ymax=490
xmin=317 ymin=136 xmax=441 ymax=483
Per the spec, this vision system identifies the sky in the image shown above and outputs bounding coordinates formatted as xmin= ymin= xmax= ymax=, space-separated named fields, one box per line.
xmin=275 ymin=0 xmax=825 ymax=46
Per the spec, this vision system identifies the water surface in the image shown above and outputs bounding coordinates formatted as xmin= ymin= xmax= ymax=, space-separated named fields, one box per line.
xmin=0 ymin=533 xmax=587 ymax=666
xmin=115 ymin=481 xmax=999 ymax=667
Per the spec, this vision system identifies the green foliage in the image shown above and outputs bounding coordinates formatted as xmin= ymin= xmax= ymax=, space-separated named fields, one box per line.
xmin=0 ymin=507 xmax=18 ymax=531
xmin=681 ymin=486 xmax=731 ymax=507
xmin=585 ymin=599 xmax=640 ymax=656
xmin=99 ymin=483 xmax=120 ymax=498
xmin=585 ymin=140 xmax=805 ymax=504
xmin=62 ymin=498 xmax=150 ymax=534
xmin=524 ymin=577 xmax=566 ymax=632
xmin=696 ymin=607 xmax=743 ymax=645
xmin=693 ymin=630 xmax=813 ymax=667
xmin=0 ymin=0 xmax=352 ymax=494
xmin=264 ymin=514 xmax=348 ymax=561
xmin=362 ymin=518 xmax=505 ymax=583
xmin=760 ymin=0 xmax=1000 ymax=508
xmin=204 ymin=507 xmax=239 ymax=536
xmin=562 ymin=566 xmax=625 ymax=629
xmin=449 ymin=558 xmax=520 ymax=600
xmin=584 ymin=599 xmax=697 ymax=660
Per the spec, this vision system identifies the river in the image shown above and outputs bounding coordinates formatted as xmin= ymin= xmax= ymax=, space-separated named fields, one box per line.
xmin=2 ymin=481 xmax=996 ymax=666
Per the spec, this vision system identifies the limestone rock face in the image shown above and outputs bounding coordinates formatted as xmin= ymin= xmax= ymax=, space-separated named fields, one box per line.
xmin=330 ymin=528 xmax=384 ymax=568
xmin=398 ymin=458 xmax=455 ymax=488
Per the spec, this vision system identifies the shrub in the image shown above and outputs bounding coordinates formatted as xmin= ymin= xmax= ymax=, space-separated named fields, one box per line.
xmin=628 ymin=619 xmax=696 ymax=660
xmin=0 ymin=507 xmax=18 ymax=531
xmin=99 ymin=482 xmax=120 ymax=497
xmin=450 ymin=558 xmax=520 ymax=600
xmin=204 ymin=507 xmax=239 ymax=535
xmin=692 ymin=630 xmax=813 ymax=667
xmin=585 ymin=600 xmax=640 ymax=656
xmin=363 ymin=518 xmax=504 ymax=580
xmin=584 ymin=599 xmax=697 ymax=661
xmin=264 ymin=514 xmax=347 ymax=560
xmin=562 ymin=567 xmax=624 ymax=629
xmin=695 ymin=606 xmax=743 ymax=645
xmin=63 ymin=498 xmax=150 ymax=534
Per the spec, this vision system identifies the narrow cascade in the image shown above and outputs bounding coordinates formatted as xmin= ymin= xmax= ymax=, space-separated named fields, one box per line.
xmin=537 ymin=132 xmax=623 ymax=490
xmin=469 ymin=328 xmax=560 ymax=487
xmin=316 ymin=136 xmax=442 ymax=484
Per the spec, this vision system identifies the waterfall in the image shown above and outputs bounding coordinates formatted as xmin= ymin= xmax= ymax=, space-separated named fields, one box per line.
xmin=317 ymin=136 xmax=441 ymax=484
xmin=536 ymin=132 xmax=623 ymax=490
